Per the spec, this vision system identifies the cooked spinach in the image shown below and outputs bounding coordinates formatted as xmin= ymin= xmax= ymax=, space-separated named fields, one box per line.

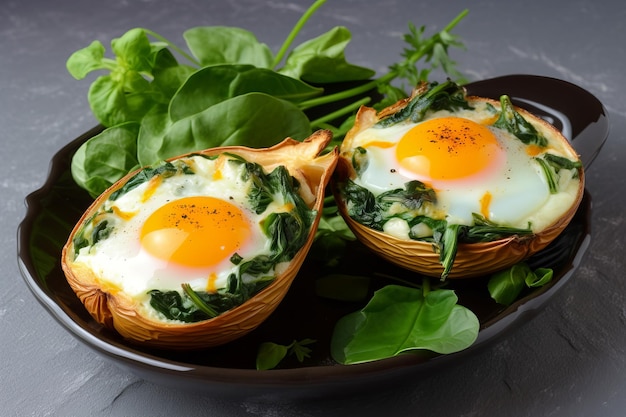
xmin=465 ymin=213 xmax=533 ymax=242
xmin=108 ymin=160 xmax=180 ymax=200
xmin=493 ymin=95 xmax=548 ymax=147
xmin=340 ymin=179 xmax=535 ymax=279
xmin=340 ymin=179 xmax=437 ymax=231
xmin=535 ymin=153 xmax=583 ymax=194
xmin=375 ymin=80 xmax=472 ymax=127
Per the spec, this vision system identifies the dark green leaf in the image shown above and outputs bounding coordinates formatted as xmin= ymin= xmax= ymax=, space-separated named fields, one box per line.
xmin=331 ymin=285 xmax=479 ymax=364
xmin=438 ymin=224 xmax=462 ymax=280
xmin=493 ymin=95 xmax=548 ymax=147
xmin=535 ymin=157 xmax=559 ymax=194
xmin=137 ymin=92 xmax=311 ymax=165
xmin=279 ymin=26 xmax=375 ymax=83
xmin=169 ymin=64 xmax=322 ymax=122
xmin=87 ymin=75 xmax=155 ymax=126
xmin=256 ymin=343 xmax=289 ymax=370
xmin=526 ymin=267 xmax=553 ymax=288
xmin=487 ymin=263 xmax=532 ymax=306
xmin=466 ymin=213 xmax=533 ymax=242
xmin=375 ymin=80 xmax=471 ymax=127
xmin=108 ymin=160 xmax=178 ymax=201
xmin=70 ymin=122 xmax=141 ymax=198
xmin=183 ymin=26 xmax=273 ymax=68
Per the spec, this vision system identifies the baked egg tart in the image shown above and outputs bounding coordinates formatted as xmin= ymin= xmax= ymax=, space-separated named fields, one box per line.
xmin=333 ymin=81 xmax=584 ymax=279
xmin=62 ymin=130 xmax=337 ymax=349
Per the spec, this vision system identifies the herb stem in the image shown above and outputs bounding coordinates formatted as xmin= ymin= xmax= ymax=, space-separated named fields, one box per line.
xmin=298 ymin=73 xmax=392 ymax=110
xmin=272 ymin=0 xmax=327 ymax=69
xmin=181 ymin=283 xmax=218 ymax=318
xmin=309 ymin=96 xmax=370 ymax=128
xmin=143 ymin=28 xmax=201 ymax=66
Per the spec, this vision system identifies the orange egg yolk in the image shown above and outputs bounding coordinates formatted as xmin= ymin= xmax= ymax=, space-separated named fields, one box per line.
xmin=396 ymin=117 xmax=503 ymax=181
xmin=140 ymin=196 xmax=251 ymax=268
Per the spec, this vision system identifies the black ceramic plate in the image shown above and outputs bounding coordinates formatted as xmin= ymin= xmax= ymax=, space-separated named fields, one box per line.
xmin=17 ymin=75 xmax=609 ymax=398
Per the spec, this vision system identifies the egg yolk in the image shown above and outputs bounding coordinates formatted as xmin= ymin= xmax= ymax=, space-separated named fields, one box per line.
xmin=140 ymin=196 xmax=251 ymax=268
xmin=396 ymin=117 xmax=503 ymax=181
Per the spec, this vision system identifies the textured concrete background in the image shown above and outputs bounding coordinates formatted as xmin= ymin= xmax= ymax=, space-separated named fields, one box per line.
xmin=2 ymin=0 xmax=625 ymax=415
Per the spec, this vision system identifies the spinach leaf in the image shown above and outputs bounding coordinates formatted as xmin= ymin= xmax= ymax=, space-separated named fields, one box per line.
xmin=375 ymin=80 xmax=471 ymax=127
xmin=340 ymin=179 xmax=382 ymax=230
xmin=279 ymin=26 xmax=375 ymax=83
xmin=71 ymin=122 xmax=141 ymax=198
xmin=377 ymin=180 xmax=437 ymax=211
xmin=488 ymin=262 xmax=554 ymax=306
xmin=137 ymin=92 xmax=312 ymax=166
xmin=542 ymin=153 xmax=583 ymax=173
xmin=331 ymin=284 xmax=479 ymax=364
xmin=256 ymin=339 xmax=316 ymax=370
xmin=148 ymin=289 xmax=213 ymax=323
xmin=66 ymin=40 xmax=109 ymax=80
xmin=437 ymin=223 xmax=463 ymax=280
xmin=107 ymin=160 xmax=179 ymax=201
xmin=535 ymin=153 xmax=583 ymax=194
xmin=239 ymin=160 xmax=275 ymax=215
xmin=493 ymin=95 xmax=548 ymax=147
xmin=465 ymin=213 xmax=533 ymax=242
xmin=535 ymin=157 xmax=559 ymax=194
xmin=183 ymin=26 xmax=273 ymax=68
xmin=340 ymin=179 xmax=437 ymax=231
xmin=69 ymin=29 xmax=171 ymax=126
xmin=169 ymin=64 xmax=322 ymax=122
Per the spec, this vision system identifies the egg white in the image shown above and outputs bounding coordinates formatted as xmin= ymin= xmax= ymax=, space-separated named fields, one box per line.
xmin=74 ymin=155 xmax=274 ymax=301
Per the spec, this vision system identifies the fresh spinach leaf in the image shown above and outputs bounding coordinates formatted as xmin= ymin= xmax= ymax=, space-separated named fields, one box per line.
xmin=66 ymin=40 xmax=109 ymax=80
xmin=488 ymin=262 xmax=554 ymax=306
xmin=183 ymin=26 xmax=274 ymax=68
xmin=137 ymin=92 xmax=312 ymax=166
xmin=278 ymin=26 xmax=375 ymax=83
xmin=169 ymin=64 xmax=322 ymax=122
xmin=71 ymin=122 xmax=141 ymax=198
xmin=256 ymin=339 xmax=316 ymax=370
xmin=487 ymin=263 xmax=532 ymax=306
xmin=526 ymin=267 xmax=553 ymax=287
xmin=331 ymin=284 xmax=479 ymax=364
